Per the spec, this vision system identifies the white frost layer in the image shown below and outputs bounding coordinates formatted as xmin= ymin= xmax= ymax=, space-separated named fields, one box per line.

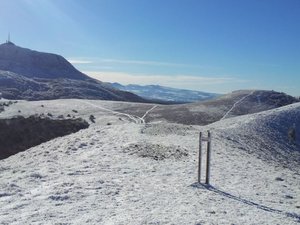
xmin=0 ymin=100 xmax=299 ymax=225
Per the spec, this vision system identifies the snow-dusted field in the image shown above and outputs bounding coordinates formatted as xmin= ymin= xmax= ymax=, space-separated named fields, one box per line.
xmin=0 ymin=99 xmax=299 ymax=224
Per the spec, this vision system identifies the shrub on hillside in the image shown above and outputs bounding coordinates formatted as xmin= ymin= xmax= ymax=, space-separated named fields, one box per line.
xmin=0 ymin=116 xmax=89 ymax=160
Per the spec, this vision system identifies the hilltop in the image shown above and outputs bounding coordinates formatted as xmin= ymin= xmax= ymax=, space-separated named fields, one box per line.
xmin=0 ymin=42 xmax=88 ymax=80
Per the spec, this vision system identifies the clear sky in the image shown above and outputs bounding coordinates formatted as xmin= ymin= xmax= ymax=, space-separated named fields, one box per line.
xmin=0 ymin=0 xmax=299 ymax=96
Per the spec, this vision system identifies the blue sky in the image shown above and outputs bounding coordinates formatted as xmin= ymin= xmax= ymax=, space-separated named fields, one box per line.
xmin=0 ymin=0 xmax=299 ymax=95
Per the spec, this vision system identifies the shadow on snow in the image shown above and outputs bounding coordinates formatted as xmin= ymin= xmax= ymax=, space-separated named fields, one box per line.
xmin=190 ymin=183 xmax=300 ymax=222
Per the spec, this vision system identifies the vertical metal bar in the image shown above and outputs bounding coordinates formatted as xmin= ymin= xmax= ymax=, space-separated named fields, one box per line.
xmin=205 ymin=131 xmax=211 ymax=185
xmin=198 ymin=132 xmax=202 ymax=183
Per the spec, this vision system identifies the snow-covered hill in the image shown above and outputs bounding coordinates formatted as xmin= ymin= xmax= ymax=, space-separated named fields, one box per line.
xmin=112 ymin=90 xmax=299 ymax=125
xmin=0 ymin=100 xmax=299 ymax=224
xmin=208 ymin=103 xmax=300 ymax=171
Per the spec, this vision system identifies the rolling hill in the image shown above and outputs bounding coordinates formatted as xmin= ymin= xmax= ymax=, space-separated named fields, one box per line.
xmin=114 ymin=90 xmax=299 ymax=125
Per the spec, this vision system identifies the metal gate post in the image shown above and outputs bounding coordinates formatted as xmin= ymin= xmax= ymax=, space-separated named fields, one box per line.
xmin=198 ymin=130 xmax=212 ymax=185
xmin=198 ymin=132 xmax=202 ymax=183
xmin=205 ymin=131 xmax=211 ymax=185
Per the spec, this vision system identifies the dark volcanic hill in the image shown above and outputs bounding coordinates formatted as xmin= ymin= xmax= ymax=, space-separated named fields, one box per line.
xmin=0 ymin=42 xmax=146 ymax=102
xmin=0 ymin=42 xmax=88 ymax=80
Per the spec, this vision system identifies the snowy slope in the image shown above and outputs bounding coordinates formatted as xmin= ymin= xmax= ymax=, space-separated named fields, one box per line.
xmin=208 ymin=102 xmax=300 ymax=171
xmin=0 ymin=100 xmax=299 ymax=224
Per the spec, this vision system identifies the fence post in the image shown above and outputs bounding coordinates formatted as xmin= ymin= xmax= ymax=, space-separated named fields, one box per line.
xmin=198 ymin=132 xmax=202 ymax=183
xmin=205 ymin=131 xmax=211 ymax=185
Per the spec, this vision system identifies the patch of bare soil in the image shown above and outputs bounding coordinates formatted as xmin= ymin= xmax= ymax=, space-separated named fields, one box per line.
xmin=122 ymin=142 xmax=188 ymax=160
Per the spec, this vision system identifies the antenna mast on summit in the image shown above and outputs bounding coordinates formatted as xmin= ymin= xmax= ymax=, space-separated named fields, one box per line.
xmin=6 ymin=33 xmax=11 ymax=43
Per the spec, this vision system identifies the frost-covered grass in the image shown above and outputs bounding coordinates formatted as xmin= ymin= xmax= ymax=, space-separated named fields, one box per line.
xmin=0 ymin=99 xmax=299 ymax=224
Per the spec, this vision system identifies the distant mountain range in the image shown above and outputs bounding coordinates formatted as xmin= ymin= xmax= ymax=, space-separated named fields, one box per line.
xmin=0 ymin=42 xmax=145 ymax=102
xmin=108 ymin=82 xmax=220 ymax=103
